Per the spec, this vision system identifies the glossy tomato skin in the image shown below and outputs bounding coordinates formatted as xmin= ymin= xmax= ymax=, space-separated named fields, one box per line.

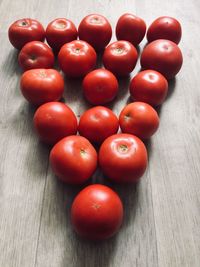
xmin=116 ymin=13 xmax=146 ymax=46
xmin=119 ymin=102 xmax=159 ymax=139
xmin=140 ymin=39 xmax=183 ymax=79
xmin=78 ymin=14 xmax=112 ymax=51
xmin=147 ymin=16 xmax=182 ymax=44
xmin=82 ymin=69 xmax=118 ymax=105
xmin=58 ymin=40 xmax=97 ymax=77
xmin=18 ymin=41 xmax=55 ymax=71
xmin=8 ymin=18 xmax=45 ymax=50
xmin=103 ymin=41 xmax=138 ymax=76
xmin=78 ymin=106 xmax=119 ymax=144
xmin=20 ymin=69 xmax=64 ymax=105
xmin=46 ymin=18 xmax=78 ymax=52
xmin=71 ymin=184 xmax=123 ymax=240
xmin=99 ymin=133 xmax=148 ymax=183
xmin=50 ymin=135 xmax=97 ymax=184
xmin=130 ymin=70 xmax=168 ymax=106
xmin=33 ymin=102 xmax=78 ymax=145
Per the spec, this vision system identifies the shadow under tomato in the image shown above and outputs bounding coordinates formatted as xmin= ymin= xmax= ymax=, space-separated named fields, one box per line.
xmin=1 ymin=48 xmax=22 ymax=76
xmin=165 ymin=77 xmax=176 ymax=102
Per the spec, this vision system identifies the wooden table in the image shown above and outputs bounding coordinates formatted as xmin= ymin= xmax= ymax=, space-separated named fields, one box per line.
xmin=0 ymin=0 xmax=200 ymax=266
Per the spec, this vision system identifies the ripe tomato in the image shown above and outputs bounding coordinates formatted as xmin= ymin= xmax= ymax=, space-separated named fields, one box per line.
xmin=58 ymin=40 xmax=97 ymax=77
xmin=18 ymin=41 xmax=55 ymax=71
xmin=116 ymin=13 xmax=146 ymax=46
xmin=33 ymin=102 xmax=77 ymax=145
xmin=147 ymin=16 xmax=182 ymax=44
xmin=82 ymin=69 xmax=118 ymax=105
xmin=103 ymin=41 xmax=138 ymax=76
xmin=50 ymin=135 xmax=97 ymax=184
xmin=8 ymin=18 xmax=45 ymax=50
xmin=71 ymin=184 xmax=123 ymax=240
xmin=140 ymin=39 xmax=183 ymax=79
xmin=119 ymin=102 xmax=159 ymax=139
xmin=99 ymin=133 xmax=148 ymax=183
xmin=129 ymin=70 xmax=168 ymax=106
xmin=78 ymin=14 xmax=112 ymax=51
xmin=46 ymin=18 xmax=78 ymax=52
xmin=20 ymin=69 xmax=64 ymax=105
xmin=78 ymin=106 xmax=119 ymax=144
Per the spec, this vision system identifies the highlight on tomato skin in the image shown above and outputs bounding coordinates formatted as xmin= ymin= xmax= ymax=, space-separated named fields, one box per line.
xmin=71 ymin=184 xmax=124 ymax=240
xmin=99 ymin=133 xmax=148 ymax=183
xmin=20 ymin=68 xmax=64 ymax=106
xmin=119 ymin=102 xmax=160 ymax=140
xmin=140 ymin=39 xmax=183 ymax=79
xmin=116 ymin=13 xmax=146 ymax=46
xmin=49 ymin=135 xmax=98 ymax=185
xmin=82 ymin=69 xmax=119 ymax=105
xmin=129 ymin=70 xmax=168 ymax=106
xmin=58 ymin=40 xmax=97 ymax=78
xmin=103 ymin=40 xmax=138 ymax=76
xmin=147 ymin=16 xmax=182 ymax=44
xmin=33 ymin=102 xmax=78 ymax=145
xmin=46 ymin=18 xmax=78 ymax=52
xmin=8 ymin=18 xmax=45 ymax=50
xmin=18 ymin=41 xmax=55 ymax=71
xmin=78 ymin=106 xmax=119 ymax=144
xmin=78 ymin=14 xmax=112 ymax=51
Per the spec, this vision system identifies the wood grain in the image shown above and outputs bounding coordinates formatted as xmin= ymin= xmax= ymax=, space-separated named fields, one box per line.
xmin=0 ymin=0 xmax=200 ymax=266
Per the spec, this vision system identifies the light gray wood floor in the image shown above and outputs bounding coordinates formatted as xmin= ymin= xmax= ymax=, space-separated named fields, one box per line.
xmin=0 ymin=0 xmax=200 ymax=266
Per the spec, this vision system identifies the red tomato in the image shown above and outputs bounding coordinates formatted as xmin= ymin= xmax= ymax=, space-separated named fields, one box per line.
xmin=99 ymin=133 xmax=148 ymax=183
xmin=58 ymin=40 xmax=97 ymax=77
xmin=46 ymin=18 xmax=78 ymax=52
xmin=78 ymin=106 xmax=119 ymax=144
xmin=18 ymin=41 xmax=55 ymax=71
xmin=147 ymin=16 xmax=182 ymax=44
xmin=33 ymin=102 xmax=78 ymax=145
xmin=71 ymin=184 xmax=123 ymax=240
xmin=82 ymin=69 xmax=118 ymax=105
xmin=116 ymin=13 xmax=146 ymax=46
xmin=50 ymin=135 xmax=97 ymax=184
xmin=103 ymin=41 xmax=138 ymax=76
xmin=129 ymin=70 xmax=168 ymax=106
xmin=78 ymin=14 xmax=112 ymax=51
xmin=20 ymin=69 xmax=64 ymax=105
xmin=8 ymin=18 xmax=45 ymax=50
xmin=119 ymin=102 xmax=159 ymax=139
xmin=140 ymin=39 xmax=183 ymax=79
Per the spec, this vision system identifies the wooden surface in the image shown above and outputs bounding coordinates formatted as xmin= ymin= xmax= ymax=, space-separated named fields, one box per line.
xmin=0 ymin=0 xmax=200 ymax=266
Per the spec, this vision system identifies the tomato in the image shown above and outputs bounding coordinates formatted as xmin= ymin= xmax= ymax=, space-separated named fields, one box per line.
xmin=8 ymin=18 xmax=45 ymax=50
xmin=33 ymin=102 xmax=77 ymax=145
xmin=99 ymin=133 xmax=147 ymax=183
xmin=20 ymin=69 xmax=64 ymax=105
xmin=78 ymin=106 xmax=119 ymax=144
xmin=46 ymin=18 xmax=78 ymax=52
xmin=116 ymin=13 xmax=146 ymax=46
xmin=78 ymin=14 xmax=112 ymax=51
xmin=103 ymin=41 xmax=138 ymax=76
xmin=50 ymin=135 xmax=97 ymax=184
xmin=18 ymin=41 xmax=54 ymax=71
xmin=71 ymin=184 xmax=123 ymax=240
xmin=129 ymin=70 xmax=168 ymax=106
xmin=119 ymin=102 xmax=159 ymax=139
xmin=147 ymin=16 xmax=182 ymax=44
xmin=58 ymin=40 xmax=97 ymax=77
xmin=82 ymin=69 xmax=118 ymax=105
xmin=140 ymin=39 xmax=183 ymax=79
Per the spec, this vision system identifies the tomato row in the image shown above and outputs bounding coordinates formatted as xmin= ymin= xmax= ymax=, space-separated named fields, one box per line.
xmin=9 ymin=14 xmax=183 ymax=79
xmin=8 ymin=13 xmax=183 ymax=240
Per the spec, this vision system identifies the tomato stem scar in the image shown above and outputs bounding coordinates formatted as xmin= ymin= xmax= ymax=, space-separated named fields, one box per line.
xmin=118 ymin=144 xmax=128 ymax=153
